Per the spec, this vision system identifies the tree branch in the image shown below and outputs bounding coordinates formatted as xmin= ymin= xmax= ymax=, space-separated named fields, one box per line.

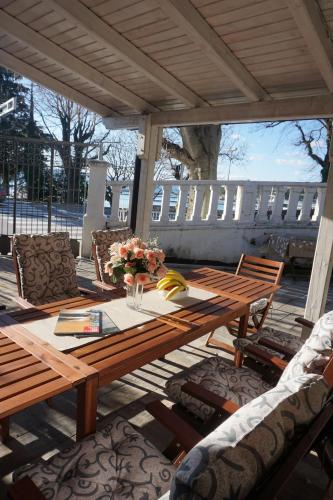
xmin=162 ymin=137 xmax=195 ymax=168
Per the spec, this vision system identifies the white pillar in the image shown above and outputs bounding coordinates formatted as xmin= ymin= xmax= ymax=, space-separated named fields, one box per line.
xmin=223 ymin=185 xmax=237 ymax=221
xmin=109 ymin=184 xmax=122 ymax=226
xmin=256 ymin=185 xmax=272 ymax=222
xmin=81 ymin=160 xmax=108 ymax=258
xmin=135 ymin=117 xmax=160 ymax=239
xmin=299 ymin=187 xmax=316 ymax=222
xmin=304 ymin=144 xmax=333 ymax=331
xmin=285 ymin=187 xmax=303 ymax=222
xmin=271 ymin=186 xmax=286 ymax=223
xmin=312 ymin=186 xmax=326 ymax=222
xmin=207 ymin=184 xmax=220 ymax=223
xmin=235 ymin=182 xmax=257 ymax=223
xmin=160 ymin=184 xmax=172 ymax=224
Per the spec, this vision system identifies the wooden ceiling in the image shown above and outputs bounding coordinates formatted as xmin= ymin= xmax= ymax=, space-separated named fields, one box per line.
xmin=1 ymin=0 xmax=333 ymax=121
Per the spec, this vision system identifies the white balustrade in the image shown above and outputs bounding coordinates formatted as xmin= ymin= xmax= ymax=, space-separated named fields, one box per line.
xmin=104 ymin=179 xmax=326 ymax=229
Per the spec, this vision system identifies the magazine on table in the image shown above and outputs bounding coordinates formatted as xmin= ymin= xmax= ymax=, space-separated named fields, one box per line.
xmin=54 ymin=309 xmax=119 ymax=337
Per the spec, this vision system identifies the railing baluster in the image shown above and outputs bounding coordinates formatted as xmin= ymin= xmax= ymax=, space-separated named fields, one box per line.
xmin=177 ymin=185 xmax=189 ymax=223
xmin=223 ymin=185 xmax=237 ymax=221
xmin=127 ymin=184 xmax=133 ymax=224
xmin=256 ymin=185 xmax=272 ymax=222
xmin=191 ymin=184 xmax=206 ymax=222
xmin=235 ymin=183 xmax=257 ymax=222
xmin=271 ymin=186 xmax=286 ymax=223
xmin=207 ymin=184 xmax=220 ymax=223
xmin=312 ymin=186 xmax=326 ymax=222
xmin=299 ymin=187 xmax=316 ymax=222
xmin=160 ymin=184 xmax=172 ymax=224
xmin=285 ymin=187 xmax=303 ymax=222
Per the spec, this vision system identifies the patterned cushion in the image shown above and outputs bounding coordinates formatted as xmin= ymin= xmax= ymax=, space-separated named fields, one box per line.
xmin=249 ymin=298 xmax=268 ymax=315
xmin=234 ymin=327 xmax=303 ymax=361
xmin=13 ymin=232 xmax=79 ymax=306
xmin=14 ymin=415 xmax=175 ymax=500
xmin=165 ymin=356 xmax=271 ymax=421
xmin=92 ymin=228 xmax=132 ymax=284
xmin=170 ymin=374 xmax=331 ymax=500
xmin=279 ymin=310 xmax=333 ymax=383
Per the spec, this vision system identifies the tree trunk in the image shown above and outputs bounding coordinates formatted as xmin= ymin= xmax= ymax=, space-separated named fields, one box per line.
xmin=180 ymin=125 xmax=221 ymax=218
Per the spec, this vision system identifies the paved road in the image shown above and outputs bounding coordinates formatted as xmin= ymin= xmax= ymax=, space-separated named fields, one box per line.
xmin=0 ymin=198 xmax=84 ymax=239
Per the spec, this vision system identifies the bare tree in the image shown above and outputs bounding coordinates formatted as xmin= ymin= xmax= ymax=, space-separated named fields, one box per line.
xmin=35 ymin=87 xmax=110 ymax=203
xmin=264 ymin=119 xmax=331 ymax=182
xmin=162 ymin=125 xmax=247 ymax=215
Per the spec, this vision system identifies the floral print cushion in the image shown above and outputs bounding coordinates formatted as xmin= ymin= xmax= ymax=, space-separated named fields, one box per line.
xmin=234 ymin=328 xmax=303 ymax=361
xmin=279 ymin=310 xmax=333 ymax=383
xmin=13 ymin=415 xmax=175 ymax=500
xmin=249 ymin=297 xmax=268 ymax=314
xmin=171 ymin=374 xmax=331 ymax=500
xmin=92 ymin=228 xmax=132 ymax=284
xmin=13 ymin=232 xmax=79 ymax=306
xmin=164 ymin=356 xmax=271 ymax=421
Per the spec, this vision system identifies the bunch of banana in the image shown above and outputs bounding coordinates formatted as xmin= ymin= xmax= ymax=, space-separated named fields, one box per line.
xmin=157 ymin=269 xmax=188 ymax=300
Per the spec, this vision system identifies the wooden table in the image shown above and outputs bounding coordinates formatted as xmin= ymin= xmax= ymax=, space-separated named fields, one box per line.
xmin=5 ymin=267 xmax=278 ymax=436
xmin=0 ymin=314 xmax=98 ymax=442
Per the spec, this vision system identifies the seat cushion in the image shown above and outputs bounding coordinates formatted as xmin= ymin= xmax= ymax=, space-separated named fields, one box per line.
xmin=234 ymin=327 xmax=303 ymax=361
xmin=13 ymin=232 xmax=79 ymax=305
xmin=165 ymin=356 xmax=272 ymax=421
xmin=249 ymin=298 xmax=268 ymax=315
xmin=279 ymin=310 xmax=333 ymax=383
xmin=170 ymin=374 xmax=331 ymax=500
xmin=92 ymin=228 xmax=132 ymax=285
xmin=14 ymin=415 xmax=175 ymax=500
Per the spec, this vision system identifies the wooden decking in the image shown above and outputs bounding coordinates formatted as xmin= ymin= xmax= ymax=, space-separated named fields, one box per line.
xmin=0 ymin=256 xmax=332 ymax=499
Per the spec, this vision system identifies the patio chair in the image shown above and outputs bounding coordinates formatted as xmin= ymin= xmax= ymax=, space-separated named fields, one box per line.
xmin=164 ymin=310 xmax=333 ymax=431
xmin=206 ymin=254 xmax=284 ymax=352
xmin=8 ymin=363 xmax=333 ymax=500
xmin=91 ymin=227 xmax=132 ymax=291
xmin=12 ymin=232 xmax=95 ymax=307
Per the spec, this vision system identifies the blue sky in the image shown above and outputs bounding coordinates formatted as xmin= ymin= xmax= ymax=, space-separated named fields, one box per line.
xmin=220 ymin=121 xmax=324 ymax=182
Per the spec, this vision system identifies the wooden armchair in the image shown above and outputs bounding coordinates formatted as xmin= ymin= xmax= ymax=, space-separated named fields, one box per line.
xmin=9 ymin=359 xmax=333 ymax=500
xmin=12 ymin=232 xmax=98 ymax=308
xmin=91 ymin=227 xmax=132 ymax=291
xmin=206 ymin=253 xmax=284 ymax=354
xmin=165 ymin=311 xmax=333 ymax=433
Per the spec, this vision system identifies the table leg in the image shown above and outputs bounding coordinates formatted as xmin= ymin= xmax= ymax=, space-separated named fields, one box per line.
xmin=234 ymin=310 xmax=249 ymax=368
xmin=0 ymin=417 xmax=9 ymax=442
xmin=76 ymin=375 xmax=98 ymax=440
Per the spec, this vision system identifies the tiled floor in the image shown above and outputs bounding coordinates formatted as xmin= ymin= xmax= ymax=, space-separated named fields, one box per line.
xmin=0 ymin=256 xmax=332 ymax=499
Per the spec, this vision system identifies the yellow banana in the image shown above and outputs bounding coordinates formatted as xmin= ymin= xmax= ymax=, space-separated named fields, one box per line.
xmin=158 ymin=278 xmax=182 ymax=290
xmin=165 ymin=284 xmax=185 ymax=301
xmin=165 ymin=270 xmax=187 ymax=287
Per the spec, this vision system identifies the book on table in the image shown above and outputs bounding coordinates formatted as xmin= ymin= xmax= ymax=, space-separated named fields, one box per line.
xmin=54 ymin=309 xmax=119 ymax=337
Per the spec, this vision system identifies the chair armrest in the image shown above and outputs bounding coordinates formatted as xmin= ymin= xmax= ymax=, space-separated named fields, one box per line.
xmin=146 ymin=401 xmax=202 ymax=452
xmin=245 ymin=344 xmax=288 ymax=371
xmin=182 ymin=381 xmax=240 ymax=415
xmin=8 ymin=476 xmax=46 ymax=500
xmin=294 ymin=317 xmax=315 ymax=329
xmin=78 ymin=286 xmax=96 ymax=296
xmin=12 ymin=296 xmax=34 ymax=309
xmin=257 ymin=337 xmax=296 ymax=357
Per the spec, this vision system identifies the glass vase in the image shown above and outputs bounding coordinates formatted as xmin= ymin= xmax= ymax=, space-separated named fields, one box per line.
xmin=126 ymin=283 xmax=144 ymax=310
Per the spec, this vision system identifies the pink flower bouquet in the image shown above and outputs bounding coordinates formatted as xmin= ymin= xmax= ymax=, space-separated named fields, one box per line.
xmin=104 ymin=236 xmax=167 ymax=286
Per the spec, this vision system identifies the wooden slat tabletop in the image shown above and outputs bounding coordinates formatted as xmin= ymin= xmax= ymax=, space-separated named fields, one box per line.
xmin=186 ymin=267 xmax=279 ymax=301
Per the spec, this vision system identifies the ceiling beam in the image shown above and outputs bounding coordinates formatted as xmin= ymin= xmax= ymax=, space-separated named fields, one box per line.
xmin=153 ymin=0 xmax=269 ymax=102
xmin=0 ymin=10 xmax=156 ymax=113
xmin=0 ymin=49 xmax=113 ymax=116
xmin=148 ymin=95 xmax=333 ymax=127
xmin=47 ymin=0 xmax=206 ymax=108
xmin=286 ymin=0 xmax=333 ymax=93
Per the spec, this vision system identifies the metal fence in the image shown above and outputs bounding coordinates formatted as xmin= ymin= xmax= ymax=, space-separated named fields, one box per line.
xmin=0 ymin=136 xmax=101 ymax=242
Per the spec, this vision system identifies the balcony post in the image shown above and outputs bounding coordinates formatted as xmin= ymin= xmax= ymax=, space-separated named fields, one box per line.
xmin=81 ymin=159 xmax=108 ymax=258
xmin=160 ymin=184 xmax=172 ymax=224
xmin=223 ymin=185 xmax=237 ymax=221
xmin=271 ymin=186 xmax=286 ymax=223
xmin=177 ymin=185 xmax=189 ymax=223
xmin=312 ymin=186 xmax=326 ymax=221
xmin=191 ymin=184 xmax=206 ymax=222
xmin=207 ymin=184 xmax=220 ymax=223
xmin=235 ymin=183 xmax=256 ymax=223
xmin=304 ymin=136 xmax=333 ymax=332
xmin=135 ymin=117 xmax=161 ymax=238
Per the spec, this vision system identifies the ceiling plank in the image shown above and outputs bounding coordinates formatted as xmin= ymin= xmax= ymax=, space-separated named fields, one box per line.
xmin=153 ymin=0 xmax=270 ymax=102
xmin=149 ymin=94 xmax=333 ymax=127
xmin=0 ymin=10 xmax=156 ymax=113
xmin=0 ymin=49 xmax=114 ymax=116
xmin=46 ymin=0 xmax=206 ymax=108
xmin=286 ymin=0 xmax=333 ymax=93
